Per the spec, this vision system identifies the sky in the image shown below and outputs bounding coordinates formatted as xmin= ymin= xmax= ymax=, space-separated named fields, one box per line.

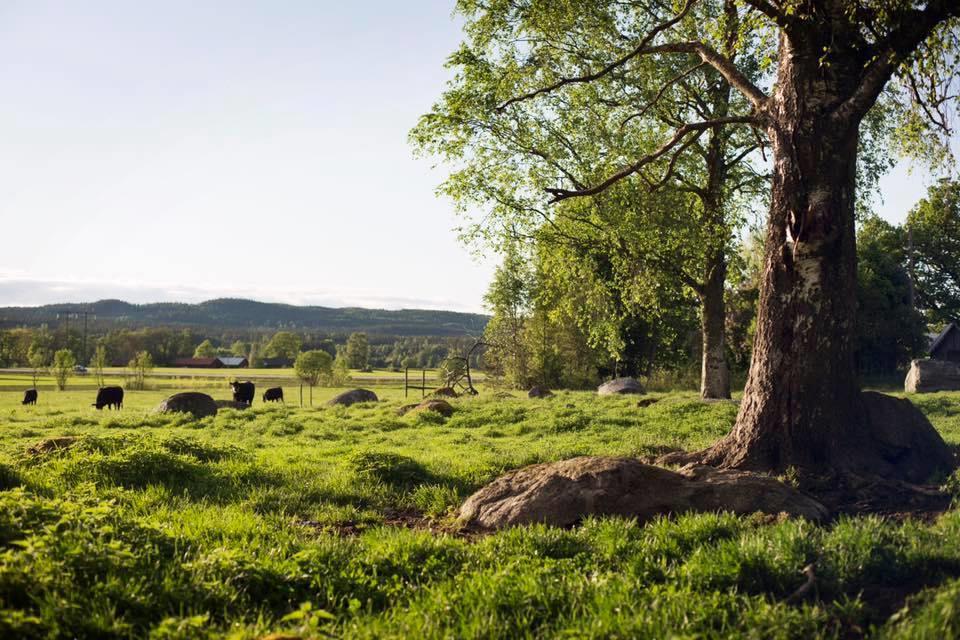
xmin=0 ymin=1 xmax=951 ymax=313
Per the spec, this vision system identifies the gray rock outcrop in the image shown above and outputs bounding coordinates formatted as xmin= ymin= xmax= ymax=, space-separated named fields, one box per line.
xmin=598 ymin=377 xmax=645 ymax=395
xmin=156 ymin=392 xmax=218 ymax=418
xmin=327 ymin=389 xmax=379 ymax=407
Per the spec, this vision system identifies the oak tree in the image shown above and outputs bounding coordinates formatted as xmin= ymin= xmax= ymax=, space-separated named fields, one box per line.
xmin=424 ymin=0 xmax=960 ymax=486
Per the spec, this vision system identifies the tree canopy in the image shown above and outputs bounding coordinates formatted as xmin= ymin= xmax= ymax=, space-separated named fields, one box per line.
xmin=908 ymin=179 xmax=960 ymax=324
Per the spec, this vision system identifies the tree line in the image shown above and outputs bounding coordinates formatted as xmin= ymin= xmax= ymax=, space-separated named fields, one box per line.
xmin=0 ymin=326 xmax=481 ymax=374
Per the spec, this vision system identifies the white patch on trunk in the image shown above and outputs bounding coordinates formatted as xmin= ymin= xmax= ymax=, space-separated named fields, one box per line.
xmin=795 ymin=254 xmax=821 ymax=301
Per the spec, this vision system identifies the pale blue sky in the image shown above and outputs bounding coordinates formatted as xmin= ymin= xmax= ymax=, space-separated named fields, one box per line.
xmin=0 ymin=2 xmax=949 ymax=312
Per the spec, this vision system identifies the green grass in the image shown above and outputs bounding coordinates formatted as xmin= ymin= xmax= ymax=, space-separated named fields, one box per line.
xmin=0 ymin=367 xmax=483 ymax=394
xmin=2 ymin=387 xmax=960 ymax=638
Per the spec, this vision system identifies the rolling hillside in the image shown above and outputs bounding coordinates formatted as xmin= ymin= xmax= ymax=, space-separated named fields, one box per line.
xmin=0 ymin=298 xmax=488 ymax=337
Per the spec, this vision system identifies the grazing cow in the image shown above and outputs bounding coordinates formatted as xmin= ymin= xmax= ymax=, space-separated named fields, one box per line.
xmin=230 ymin=380 xmax=255 ymax=406
xmin=22 ymin=389 xmax=38 ymax=405
xmin=262 ymin=387 xmax=284 ymax=403
xmin=93 ymin=386 xmax=124 ymax=410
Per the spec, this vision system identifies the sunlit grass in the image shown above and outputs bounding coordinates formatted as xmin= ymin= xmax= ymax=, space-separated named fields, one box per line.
xmin=1 ymin=387 xmax=960 ymax=637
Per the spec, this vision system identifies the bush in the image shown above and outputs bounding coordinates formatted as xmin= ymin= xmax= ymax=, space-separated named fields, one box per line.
xmin=349 ymin=452 xmax=432 ymax=489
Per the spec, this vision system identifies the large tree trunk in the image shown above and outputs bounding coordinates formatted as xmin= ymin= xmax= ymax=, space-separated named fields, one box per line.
xmin=696 ymin=69 xmax=733 ymax=401
xmin=700 ymin=32 xmax=954 ymax=483
xmin=700 ymin=249 xmax=730 ymax=399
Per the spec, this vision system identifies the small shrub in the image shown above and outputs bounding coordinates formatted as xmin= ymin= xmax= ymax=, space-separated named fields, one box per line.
xmin=159 ymin=436 xmax=245 ymax=462
xmin=349 ymin=452 xmax=432 ymax=489
xmin=269 ymin=420 xmax=304 ymax=436
xmin=407 ymin=484 xmax=461 ymax=517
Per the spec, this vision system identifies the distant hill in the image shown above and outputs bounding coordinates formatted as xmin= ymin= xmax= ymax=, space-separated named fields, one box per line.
xmin=0 ymin=298 xmax=489 ymax=337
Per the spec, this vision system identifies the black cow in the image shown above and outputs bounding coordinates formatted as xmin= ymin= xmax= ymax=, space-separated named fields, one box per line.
xmin=22 ymin=389 xmax=38 ymax=405
xmin=93 ymin=386 xmax=124 ymax=410
xmin=262 ymin=387 xmax=284 ymax=403
xmin=230 ymin=380 xmax=255 ymax=406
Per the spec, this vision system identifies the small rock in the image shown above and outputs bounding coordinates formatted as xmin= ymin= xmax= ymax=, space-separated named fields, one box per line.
xmin=528 ymin=386 xmax=554 ymax=398
xmin=396 ymin=403 xmax=420 ymax=416
xmin=638 ymin=398 xmax=659 ymax=408
xmin=156 ymin=392 xmax=218 ymax=418
xmin=598 ymin=377 xmax=645 ymax=395
xmin=328 ymin=389 xmax=379 ymax=407
xmin=432 ymin=387 xmax=459 ymax=398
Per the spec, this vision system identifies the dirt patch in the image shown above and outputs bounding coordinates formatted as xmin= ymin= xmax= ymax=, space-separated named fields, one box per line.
xmin=798 ymin=471 xmax=951 ymax=522
xmin=26 ymin=436 xmax=81 ymax=456
xmin=296 ymin=509 xmax=479 ymax=539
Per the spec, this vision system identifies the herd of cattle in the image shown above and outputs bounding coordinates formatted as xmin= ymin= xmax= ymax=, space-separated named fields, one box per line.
xmin=20 ymin=380 xmax=284 ymax=408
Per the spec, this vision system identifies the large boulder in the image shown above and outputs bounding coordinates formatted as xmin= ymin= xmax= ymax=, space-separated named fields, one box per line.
xmin=328 ymin=389 xmax=378 ymax=407
xmin=398 ymin=398 xmax=455 ymax=417
xmin=905 ymin=359 xmax=960 ymax=393
xmin=412 ymin=398 xmax=455 ymax=417
xmin=458 ymin=456 xmax=828 ymax=530
xmin=156 ymin=392 xmax=218 ymax=418
xmin=859 ymin=391 xmax=956 ymax=483
xmin=598 ymin=377 xmax=645 ymax=395
xmin=528 ymin=386 xmax=554 ymax=398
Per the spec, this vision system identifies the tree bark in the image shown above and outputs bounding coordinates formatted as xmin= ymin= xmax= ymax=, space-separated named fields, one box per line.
xmin=700 ymin=29 xmax=954 ymax=482
xmin=699 ymin=250 xmax=730 ymax=399
xmin=695 ymin=43 xmax=734 ymax=400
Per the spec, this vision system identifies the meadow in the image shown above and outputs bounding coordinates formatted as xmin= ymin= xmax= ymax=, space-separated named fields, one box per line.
xmin=2 ymin=383 xmax=960 ymax=638
xmin=0 ymin=367 xmax=451 ymax=394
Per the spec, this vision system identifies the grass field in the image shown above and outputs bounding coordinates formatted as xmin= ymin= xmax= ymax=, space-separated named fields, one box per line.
xmin=2 ymin=385 xmax=960 ymax=638
xmin=0 ymin=367 xmax=460 ymax=394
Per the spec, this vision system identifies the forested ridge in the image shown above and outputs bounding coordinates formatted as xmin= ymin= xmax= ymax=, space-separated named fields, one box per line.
xmin=0 ymin=298 xmax=488 ymax=337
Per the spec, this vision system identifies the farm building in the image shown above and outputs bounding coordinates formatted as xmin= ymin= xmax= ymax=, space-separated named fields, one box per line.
xmin=172 ymin=356 xmax=249 ymax=368
xmin=929 ymin=323 xmax=960 ymax=363
xmin=217 ymin=356 xmax=249 ymax=368
xmin=172 ymin=357 xmax=223 ymax=369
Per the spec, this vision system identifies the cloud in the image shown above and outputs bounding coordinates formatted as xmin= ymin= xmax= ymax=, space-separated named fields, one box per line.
xmin=0 ymin=274 xmax=485 ymax=313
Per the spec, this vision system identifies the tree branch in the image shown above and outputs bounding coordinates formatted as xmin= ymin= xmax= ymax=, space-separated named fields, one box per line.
xmin=832 ymin=0 xmax=960 ymax=126
xmin=741 ymin=0 xmax=794 ymax=31
xmin=724 ymin=143 xmax=760 ymax=172
xmin=649 ymin=130 xmax=706 ymax=191
xmin=619 ymin=62 xmax=706 ymax=130
xmin=641 ymin=42 xmax=768 ymax=109
xmin=496 ymin=0 xmax=697 ymax=111
xmin=546 ymin=116 xmax=757 ymax=203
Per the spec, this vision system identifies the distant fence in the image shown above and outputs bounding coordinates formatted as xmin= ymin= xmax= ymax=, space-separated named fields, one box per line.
xmin=404 ymin=368 xmax=432 ymax=398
